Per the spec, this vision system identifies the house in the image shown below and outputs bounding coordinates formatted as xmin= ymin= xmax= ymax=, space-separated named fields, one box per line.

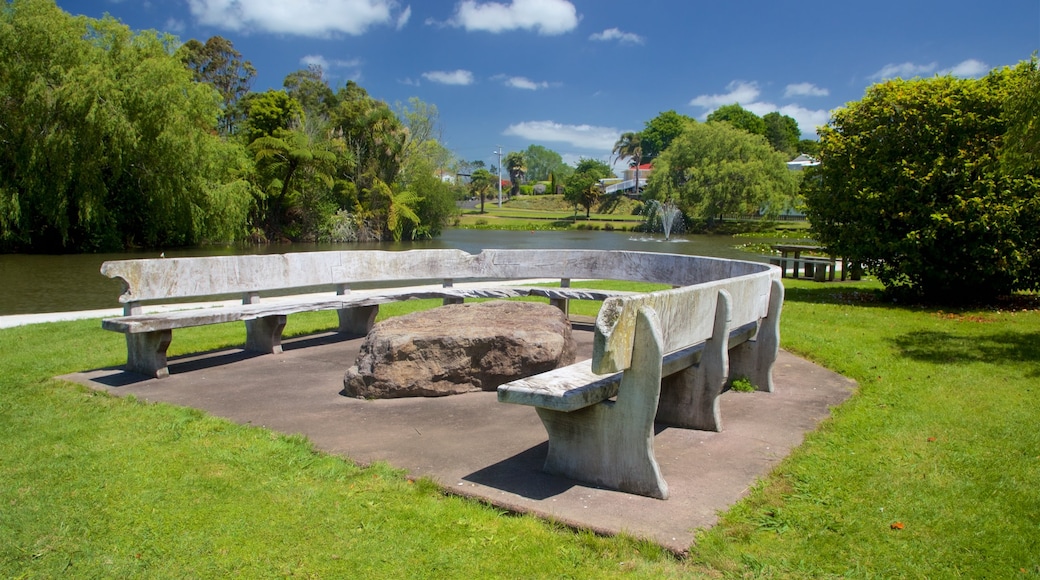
xmin=785 ymin=154 xmax=819 ymax=171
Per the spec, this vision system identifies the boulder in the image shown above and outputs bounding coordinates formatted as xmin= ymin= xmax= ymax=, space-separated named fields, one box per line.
xmin=343 ymin=301 xmax=576 ymax=399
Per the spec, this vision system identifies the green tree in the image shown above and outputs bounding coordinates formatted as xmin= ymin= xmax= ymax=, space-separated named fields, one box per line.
xmin=797 ymin=139 xmax=821 ymax=157
xmin=522 ymin=144 xmax=566 ymax=182
xmin=804 ymin=64 xmax=1040 ymax=302
xmin=284 ymin=65 xmax=336 ymax=123
xmin=646 ymin=121 xmax=798 ymax=222
xmin=565 ymin=158 xmax=613 ymax=218
xmin=763 ymin=112 xmax=800 ymax=157
xmin=178 ymin=35 xmax=255 ymax=136
xmin=249 ymin=121 xmax=340 ymax=241
xmin=241 ymin=90 xmax=304 ymax=144
xmin=640 ymin=110 xmax=694 ymax=160
xmin=1001 ymin=56 xmax=1040 ymax=175
xmin=707 ymin=104 xmax=766 ymax=136
xmin=399 ymin=145 xmax=458 ymax=239
xmin=0 ymin=0 xmax=248 ymax=251
xmin=332 ymin=82 xmax=406 ymax=195
xmin=504 ymin=151 xmax=526 ymax=198
xmin=469 ymin=168 xmax=495 ymax=214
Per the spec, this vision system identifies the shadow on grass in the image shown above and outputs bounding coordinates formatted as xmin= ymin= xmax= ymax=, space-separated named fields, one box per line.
xmin=890 ymin=329 xmax=1040 ymax=377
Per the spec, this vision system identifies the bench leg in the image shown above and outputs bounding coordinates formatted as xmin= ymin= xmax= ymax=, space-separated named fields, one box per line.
xmin=125 ymin=330 xmax=172 ymax=379
xmin=245 ymin=315 xmax=287 ymax=354
xmin=338 ymin=306 xmax=378 ymax=337
xmin=729 ymin=279 xmax=784 ymax=393
xmin=656 ymin=290 xmax=731 ymax=432
xmin=535 ymin=306 xmax=668 ymax=499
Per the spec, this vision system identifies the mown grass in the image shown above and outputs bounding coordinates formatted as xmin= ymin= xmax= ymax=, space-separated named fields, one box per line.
xmin=2 ymin=279 xmax=1039 ymax=577
xmin=0 ymin=306 xmax=676 ymax=577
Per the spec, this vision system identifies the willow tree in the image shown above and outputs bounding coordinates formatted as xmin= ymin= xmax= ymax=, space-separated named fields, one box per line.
xmin=646 ymin=120 xmax=798 ymax=223
xmin=0 ymin=0 xmax=249 ymax=251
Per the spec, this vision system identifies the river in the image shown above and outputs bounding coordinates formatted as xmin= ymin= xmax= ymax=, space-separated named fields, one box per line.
xmin=0 ymin=229 xmax=768 ymax=315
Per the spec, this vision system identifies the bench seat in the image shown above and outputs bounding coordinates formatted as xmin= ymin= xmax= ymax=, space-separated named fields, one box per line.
xmin=499 ymin=322 xmax=759 ymax=412
xmin=102 ymin=283 xmax=635 ymax=378
xmin=103 ymin=286 xmax=634 ymax=334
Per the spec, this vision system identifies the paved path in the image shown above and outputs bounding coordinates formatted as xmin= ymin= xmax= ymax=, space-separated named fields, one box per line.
xmin=61 ymin=325 xmax=855 ymax=554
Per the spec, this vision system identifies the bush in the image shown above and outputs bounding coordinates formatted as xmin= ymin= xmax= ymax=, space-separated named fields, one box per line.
xmin=804 ymin=62 xmax=1040 ymax=303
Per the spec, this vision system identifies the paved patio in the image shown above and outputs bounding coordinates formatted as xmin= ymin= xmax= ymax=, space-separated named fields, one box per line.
xmin=64 ymin=323 xmax=855 ymax=553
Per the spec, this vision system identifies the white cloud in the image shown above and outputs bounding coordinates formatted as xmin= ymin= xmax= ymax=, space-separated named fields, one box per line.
xmin=784 ymin=82 xmax=828 ymax=98
xmin=422 ymin=69 xmax=475 ymax=85
xmin=689 ymin=81 xmax=761 ymax=109
xmin=186 ymin=0 xmax=405 ymax=37
xmin=164 ymin=17 xmax=186 ymax=34
xmin=589 ymin=27 xmax=643 ymax=45
xmin=942 ymin=58 xmax=990 ymax=78
xmin=503 ymin=120 xmax=620 ymax=150
xmin=450 ymin=0 xmax=579 ymax=35
xmin=689 ymin=81 xmax=830 ymax=139
xmin=496 ymin=75 xmax=550 ymax=90
xmin=870 ymin=61 xmax=938 ymax=81
xmin=395 ymin=5 xmax=411 ymax=30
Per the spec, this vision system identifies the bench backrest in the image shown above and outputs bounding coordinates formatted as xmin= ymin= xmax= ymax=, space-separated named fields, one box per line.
xmin=592 ymin=273 xmax=774 ymax=374
xmin=101 ymin=249 xmax=775 ymax=305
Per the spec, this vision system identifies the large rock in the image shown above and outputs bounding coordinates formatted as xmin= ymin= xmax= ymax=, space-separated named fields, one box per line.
xmin=343 ymin=301 xmax=576 ymax=399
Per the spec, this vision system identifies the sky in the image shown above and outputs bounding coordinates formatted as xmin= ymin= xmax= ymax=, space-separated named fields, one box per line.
xmin=53 ymin=0 xmax=1040 ymax=171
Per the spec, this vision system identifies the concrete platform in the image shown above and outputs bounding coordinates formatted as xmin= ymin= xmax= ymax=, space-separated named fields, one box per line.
xmin=63 ymin=324 xmax=855 ymax=554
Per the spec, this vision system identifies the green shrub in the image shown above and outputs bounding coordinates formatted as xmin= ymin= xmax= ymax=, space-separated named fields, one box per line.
xmin=804 ymin=61 xmax=1040 ymax=303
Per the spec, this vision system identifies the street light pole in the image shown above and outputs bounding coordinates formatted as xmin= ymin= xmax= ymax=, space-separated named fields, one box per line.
xmin=493 ymin=146 xmax=503 ymax=208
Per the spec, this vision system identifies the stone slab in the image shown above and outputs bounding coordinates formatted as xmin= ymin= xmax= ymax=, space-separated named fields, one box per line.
xmin=62 ymin=326 xmax=855 ymax=554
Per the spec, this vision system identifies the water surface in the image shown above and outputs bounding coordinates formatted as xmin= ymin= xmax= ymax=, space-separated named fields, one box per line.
xmin=0 ymin=229 xmax=769 ymax=315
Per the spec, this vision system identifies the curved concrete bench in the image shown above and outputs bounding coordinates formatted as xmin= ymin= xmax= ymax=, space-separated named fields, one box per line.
xmin=101 ymin=249 xmax=783 ymax=498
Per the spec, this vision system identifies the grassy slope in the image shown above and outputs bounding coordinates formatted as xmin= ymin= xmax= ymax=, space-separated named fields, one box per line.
xmin=2 ymin=281 xmax=1039 ymax=577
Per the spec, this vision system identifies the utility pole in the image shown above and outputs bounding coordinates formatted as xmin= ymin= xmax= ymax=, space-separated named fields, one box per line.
xmin=493 ymin=146 xmax=503 ymax=208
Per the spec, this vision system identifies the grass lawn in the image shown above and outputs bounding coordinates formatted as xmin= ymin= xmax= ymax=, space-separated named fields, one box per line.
xmin=2 ymin=279 xmax=1039 ymax=577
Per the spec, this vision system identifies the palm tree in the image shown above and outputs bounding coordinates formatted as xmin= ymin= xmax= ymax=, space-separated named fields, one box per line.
xmin=612 ymin=132 xmax=644 ymax=196
xmin=469 ymin=168 xmax=494 ymax=214
xmin=504 ymin=151 xmax=526 ymax=199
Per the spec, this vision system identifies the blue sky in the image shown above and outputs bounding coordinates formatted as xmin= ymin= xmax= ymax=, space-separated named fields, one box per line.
xmin=54 ymin=0 xmax=1039 ymax=170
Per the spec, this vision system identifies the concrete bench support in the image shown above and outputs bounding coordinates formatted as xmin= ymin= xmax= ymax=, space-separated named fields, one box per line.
xmin=245 ymin=315 xmax=287 ymax=354
xmin=656 ymin=291 xmax=731 ymax=432
xmin=728 ymin=279 xmax=784 ymax=393
xmin=535 ymin=306 xmax=669 ymax=499
xmin=126 ymin=330 xmax=172 ymax=379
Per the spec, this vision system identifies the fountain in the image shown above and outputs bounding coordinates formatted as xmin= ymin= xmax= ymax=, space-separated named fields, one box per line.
xmin=643 ymin=200 xmax=684 ymax=241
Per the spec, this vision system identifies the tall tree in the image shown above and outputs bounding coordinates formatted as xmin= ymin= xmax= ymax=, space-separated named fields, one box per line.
xmin=283 ymin=65 xmax=336 ymax=123
xmin=522 ymin=144 xmax=566 ymax=182
xmin=612 ymin=131 xmax=644 ymax=194
xmin=178 ymin=35 xmax=255 ymax=136
xmin=0 ymin=0 xmax=248 ymax=251
xmin=763 ymin=112 xmax=801 ymax=157
xmin=646 ymin=121 xmax=798 ymax=222
xmin=641 ymin=110 xmax=694 ymax=160
xmin=504 ymin=151 xmax=526 ymax=198
xmin=707 ymin=103 xmax=766 ymax=136
xmin=332 ymin=82 xmax=406 ymax=194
